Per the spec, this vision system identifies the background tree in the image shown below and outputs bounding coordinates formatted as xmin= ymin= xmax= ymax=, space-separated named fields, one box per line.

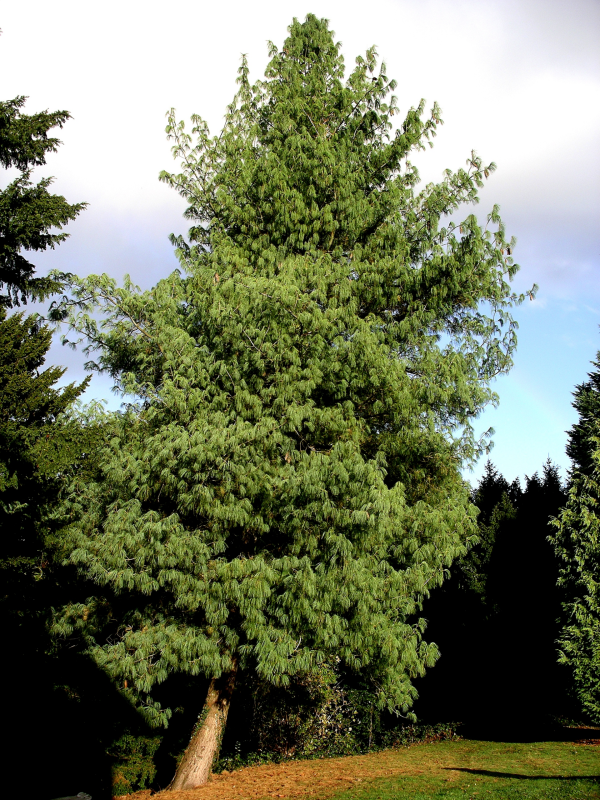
xmin=416 ymin=462 xmax=515 ymax=725
xmin=0 ymin=27 xmax=90 ymax=671
xmin=0 ymin=334 xmax=111 ymax=797
xmin=484 ymin=461 xmax=567 ymax=724
xmin=0 ymin=90 xmax=86 ymax=305
xmin=551 ymin=353 xmax=600 ymax=722
xmin=0 ymin=40 xmax=106 ymax=796
xmin=418 ymin=460 xmax=568 ymax=730
xmin=566 ymin=354 xmax=600 ymax=477
xmin=0 ymin=32 xmax=90 ymax=667
xmin=0 ymin=310 xmax=88 ymax=603
xmin=53 ymin=14 xmax=530 ymax=790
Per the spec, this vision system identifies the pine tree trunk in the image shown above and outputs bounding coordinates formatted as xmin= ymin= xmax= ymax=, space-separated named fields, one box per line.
xmin=169 ymin=664 xmax=238 ymax=791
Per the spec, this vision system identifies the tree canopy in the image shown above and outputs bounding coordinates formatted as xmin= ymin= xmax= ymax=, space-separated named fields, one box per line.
xmin=52 ymin=14 xmax=529 ymax=787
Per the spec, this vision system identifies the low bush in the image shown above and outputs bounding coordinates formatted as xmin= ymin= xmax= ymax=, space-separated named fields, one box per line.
xmin=215 ymin=662 xmax=460 ymax=772
xmin=108 ymin=733 xmax=161 ymax=797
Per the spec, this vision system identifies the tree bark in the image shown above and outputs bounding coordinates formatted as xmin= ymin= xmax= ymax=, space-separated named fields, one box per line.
xmin=169 ymin=663 xmax=238 ymax=791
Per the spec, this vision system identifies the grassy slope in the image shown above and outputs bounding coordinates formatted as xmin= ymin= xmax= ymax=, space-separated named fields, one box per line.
xmin=327 ymin=739 xmax=600 ymax=800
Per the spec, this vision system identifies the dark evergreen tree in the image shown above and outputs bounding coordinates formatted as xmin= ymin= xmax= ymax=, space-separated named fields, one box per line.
xmin=551 ymin=352 xmax=600 ymax=722
xmin=0 ymin=33 xmax=90 ymax=645
xmin=415 ymin=462 xmax=516 ymax=723
xmin=0 ymin=92 xmax=86 ymax=306
xmin=53 ymin=15 xmax=530 ymax=789
xmin=461 ymin=462 xmax=518 ymax=606
xmin=485 ymin=462 xmax=567 ymax=722
xmin=418 ymin=460 xmax=567 ymax=729
xmin=0 ymin=308 xmax=116 ymax=798
xmin=0 ymin=28 xmax=90 ymax=636
xmin=566 ymin=354 xmax=600 ymax=478
xmin=0 ymin=42 xmax=105 ymax=796
xmin=0 ymin=309 xmax=88 ymax=600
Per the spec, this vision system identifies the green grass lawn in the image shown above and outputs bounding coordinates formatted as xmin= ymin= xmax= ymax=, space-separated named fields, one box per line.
xmin=324 ymin=739 xmax=600 ymax=800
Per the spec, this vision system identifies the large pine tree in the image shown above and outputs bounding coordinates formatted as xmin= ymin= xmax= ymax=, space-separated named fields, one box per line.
xmin=551 ymin=354 xmax=600 ymax=722
xmin=53 ymin=15 xmax=529 ymax=789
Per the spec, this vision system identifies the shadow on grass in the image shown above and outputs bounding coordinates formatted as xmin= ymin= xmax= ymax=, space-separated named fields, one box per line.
xmin=445 ymin=768 xmax=600 ymax=781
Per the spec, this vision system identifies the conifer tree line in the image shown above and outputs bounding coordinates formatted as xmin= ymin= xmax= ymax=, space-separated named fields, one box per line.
xmin=1 ymin=14 xmax=598 ymax=799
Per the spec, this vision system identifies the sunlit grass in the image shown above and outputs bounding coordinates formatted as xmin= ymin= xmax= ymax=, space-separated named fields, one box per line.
xmin=324 ymin=740 xmax=600 ymax=800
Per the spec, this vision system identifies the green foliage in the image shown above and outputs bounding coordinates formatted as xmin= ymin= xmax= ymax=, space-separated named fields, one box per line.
xmin=550 ymin=353 xmax=600 ymax=722
xmin=0 ymin=308 xmax=92 ymax=616
xmin=567 ymin=355 xmax=600 ymax=478
xmin=108 ymin=733 xmax=161 ymax=796
xmin=222 ymin=662 xmax=372 ymax=762
xmin=52 ymin=14 xmax=528 ymax=735
xmin=0 ymin=93 xmax=87 ymax=306
xmin=551 ymin=433 xmax=600 ymax=722
xmin=293 ymin=667 xmax=377 ymax=757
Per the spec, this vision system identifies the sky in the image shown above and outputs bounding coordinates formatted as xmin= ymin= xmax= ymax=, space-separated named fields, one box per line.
xmin=1 ymin=0 xmax=599 ymax=486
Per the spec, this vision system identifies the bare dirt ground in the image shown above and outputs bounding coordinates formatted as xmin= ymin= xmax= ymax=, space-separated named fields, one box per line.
xmin=127 ymin=745 xmax=446 ymax=800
